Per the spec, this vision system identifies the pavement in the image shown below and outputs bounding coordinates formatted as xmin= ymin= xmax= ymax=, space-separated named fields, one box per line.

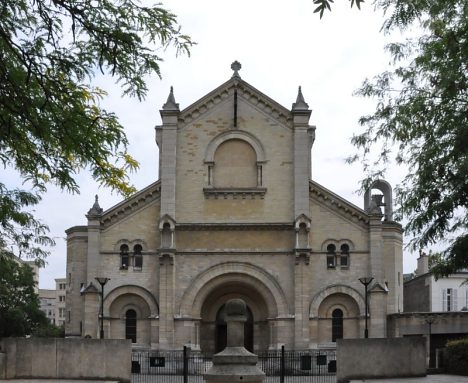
xmin=1 ymin=375 xmax=468 ymax=383
xmin=0 ymin=381 xmax=119 ymax=383
xmin=350 ymin=375 xmax=468 ymax=382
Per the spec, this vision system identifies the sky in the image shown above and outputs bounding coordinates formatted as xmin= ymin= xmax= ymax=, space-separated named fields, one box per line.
xmin=5 ymin=0 xmax=420 ymax=289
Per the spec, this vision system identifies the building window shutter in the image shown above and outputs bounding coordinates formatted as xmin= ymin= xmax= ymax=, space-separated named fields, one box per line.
xmin=442 ymin=289 xmax=447 ymax=311
xmin=453 ymin=289 xmax=458 ymax=311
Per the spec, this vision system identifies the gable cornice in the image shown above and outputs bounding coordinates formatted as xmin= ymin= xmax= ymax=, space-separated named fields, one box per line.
xmin=179 ymin=78 xmax=291 ymax=127
xmin=101 ymin=180 xmax=161 ymax=228
xmin=309 ymin=180 xmax=369 ymax=225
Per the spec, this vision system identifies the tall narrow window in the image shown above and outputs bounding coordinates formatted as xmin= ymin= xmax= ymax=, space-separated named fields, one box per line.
xmin=331 ymin=308 xmax=343 ymax=342
xmin=327 ymin=244 xmax=336 ymax=269
xmin=443 ymin=288 xmax=458 ymax=311
xmin=340 ymin=244 xmax=350 ymax=268
xmin=134 ymin=244 xmax=143 ymax=269
xmin=126 ymin=309 xmax=137 ymax=343
xmin=120 ymin=244 xmax=129 ymax=269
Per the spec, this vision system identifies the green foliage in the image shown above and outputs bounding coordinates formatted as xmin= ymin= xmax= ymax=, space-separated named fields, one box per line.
xmin=313 ymin=0 xmax=365 ymax=18
xmin=0 ymin=0 xmax=192 ymax=262
xmin=32 ymin=323 xmax=65 ymax=338
xmin=0 ymin=185 xmax=53 ymax=265
xmin=348 ymin=0 xmax=468 ymax=276
xmin=0 ymin=256 xmax=50 ymax=337
xmin=445 ymin=337 xmax=468 ymax=375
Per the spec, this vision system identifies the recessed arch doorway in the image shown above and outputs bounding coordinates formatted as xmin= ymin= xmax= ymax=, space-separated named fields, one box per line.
xmin=199 ymin=280 xmax=271 ymax=353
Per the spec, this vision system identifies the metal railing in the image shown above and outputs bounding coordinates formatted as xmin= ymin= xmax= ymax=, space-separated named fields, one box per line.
xmin=131 ymin=346 xmax=336 ymax=383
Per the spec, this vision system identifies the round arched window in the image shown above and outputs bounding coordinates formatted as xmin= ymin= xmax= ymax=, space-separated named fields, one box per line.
xmin=331 ymin=308 xmax=343 ymax=342
xmin=125 ymin=309 xmax=137 ymax=343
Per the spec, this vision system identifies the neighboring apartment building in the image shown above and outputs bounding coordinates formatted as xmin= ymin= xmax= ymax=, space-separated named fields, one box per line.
xmin=12 ymin=254 xmax=67 ymax=326
xmin=38 ymin=278 xmax=67 ymax=326
xmin=389 ymin=251 xmax=468 ymax=367
xmin=38 ymin=289 xmax=56 ymax=324
xmin=65 ymin=63 xmax=403 ymax=350
xmin=55 ymin=278 xmax=67 ymax=326
xmin=13 ymin=255 xmax=39 ymax=294
xmin=404 ymin=251 xmax=468 ymax=312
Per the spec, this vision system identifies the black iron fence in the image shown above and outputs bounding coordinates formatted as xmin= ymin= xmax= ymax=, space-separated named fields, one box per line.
xmin=131 ymin=346 xmax=336 ymax=383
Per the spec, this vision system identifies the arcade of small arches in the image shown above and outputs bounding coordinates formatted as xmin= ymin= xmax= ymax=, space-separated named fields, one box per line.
xmin=98 ymin=265 xmax=367 ymax=351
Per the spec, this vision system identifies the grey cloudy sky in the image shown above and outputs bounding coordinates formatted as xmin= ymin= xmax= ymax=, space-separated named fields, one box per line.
xmin=6 ymin=0 xmax=419 ymax=288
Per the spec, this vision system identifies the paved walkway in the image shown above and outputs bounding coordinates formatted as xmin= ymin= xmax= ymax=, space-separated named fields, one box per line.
xmin=350 ymin=375 xmax=468 ymax=382
xmin=0 ymin=380 xmax=119 ymax=383
xmin=1 ymin=375 xmax=468 ymax=383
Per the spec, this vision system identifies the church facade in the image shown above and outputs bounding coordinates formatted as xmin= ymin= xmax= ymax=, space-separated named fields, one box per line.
xmin=65 ymin=63 xmax=403 ymax=351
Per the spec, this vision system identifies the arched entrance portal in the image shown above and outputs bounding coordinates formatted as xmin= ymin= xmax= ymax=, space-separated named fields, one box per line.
xmin=199 ymin=281 xmax=270 ymax=353
xmin=215 ymin=304 xmax=254 ymax=352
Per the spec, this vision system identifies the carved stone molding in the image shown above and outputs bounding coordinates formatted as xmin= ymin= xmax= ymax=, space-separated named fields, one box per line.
xmin=179 ymin=79 xmax=291 ymax=127
xmin=101 ymin=181 xmax=161 ymax=229
xmin=203 ymin=187 xmax=267 ymax=199
xmin=176 ymin=222 xmax=292 ymax=231
xmin=309 ymin=181 xmax=369 ymax=225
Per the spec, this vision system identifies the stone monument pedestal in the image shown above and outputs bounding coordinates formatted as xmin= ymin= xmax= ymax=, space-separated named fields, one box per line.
xmin=204 ymin=299 xmax=265 ymax=383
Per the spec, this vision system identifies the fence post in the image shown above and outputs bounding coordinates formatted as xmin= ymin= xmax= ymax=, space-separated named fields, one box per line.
xmin=280 ymin=345 xmax=285 ymax=383
xmin=184 ymin=346 xmax=188 ymax=383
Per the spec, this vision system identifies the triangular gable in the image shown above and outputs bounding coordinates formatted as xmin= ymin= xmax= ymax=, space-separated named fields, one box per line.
xmin=178 ymin=77 xmax=292 ymax=127
xmin=309 ymin=180 xmax=369 ymax=226
xmin=101 ymin=180 xmax=161 ymax=229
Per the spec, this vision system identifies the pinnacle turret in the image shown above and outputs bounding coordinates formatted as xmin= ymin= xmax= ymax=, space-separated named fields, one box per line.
xmin=292 ymin=86 xmax=309 ymax=111
xmin=162 ymin=86 xmax=179 ymax=111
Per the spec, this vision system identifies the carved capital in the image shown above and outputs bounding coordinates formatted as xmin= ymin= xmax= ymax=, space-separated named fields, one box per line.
xmin=295 ymin=252 xmax=310 ymax=265
xmin=159 ymin=253 xmax=175 ymax=266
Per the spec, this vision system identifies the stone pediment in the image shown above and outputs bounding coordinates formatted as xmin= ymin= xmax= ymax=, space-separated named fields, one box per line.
xmin=369 ymin=281 xmax=389 ymax=293
xmin=309 ymin=181 xmax=369 ymax=226
xmin=101 ymin=180 xmax=161 ymax=229
xmin=179 ymin=77 xmax=291 ymax=127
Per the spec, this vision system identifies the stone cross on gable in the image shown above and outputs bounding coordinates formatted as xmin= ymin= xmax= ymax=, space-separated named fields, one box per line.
xmin=231 ymin=61 xmax=242 ymax=78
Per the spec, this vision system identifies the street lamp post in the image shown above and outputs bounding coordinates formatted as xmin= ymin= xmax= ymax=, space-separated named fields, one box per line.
xmin=358 ymin=277 xmax=374 ymax=338
xmin=95 ymin=277 xmax=110 ymax=339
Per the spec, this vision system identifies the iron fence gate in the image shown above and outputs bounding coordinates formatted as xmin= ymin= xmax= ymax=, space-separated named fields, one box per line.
xmin=131 ymin=346 xmax=336 ymax=383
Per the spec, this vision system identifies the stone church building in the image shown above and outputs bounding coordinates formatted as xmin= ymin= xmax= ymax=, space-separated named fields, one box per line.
xmin=65 ymin=63 xmax=403 ymax=351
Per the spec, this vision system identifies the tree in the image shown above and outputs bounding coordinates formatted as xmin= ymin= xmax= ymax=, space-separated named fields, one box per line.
xmin=312 ymin=0 xmax=365 ymax=18
xmin=0 ymin=256 xmax=50 ymax=337
xmin=0 ymin=0 xmax=192 ymax=263
xmin=346 ymin=0 xmax=468 ymax=276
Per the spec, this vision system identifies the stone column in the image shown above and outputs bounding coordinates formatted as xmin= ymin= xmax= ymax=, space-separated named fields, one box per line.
xmin=158 ymin=253 xmax=175 ymax=349
xmin=204 ymin=299 xmax=265 ymax=383
xmin=291 ymin=87 xmax=315 ymax=219
xmin=369 ymin=284 xmax=388 ymax=338
xmin=85 ymin=196 xmax=103 ymax=285
xmin=82 ymin=284 xmax=99 ymax=338
xmin=294 ymin=253 xmax=310 ymax=348
xmin=369 ymin=211 xmax=384 ymax=284
xmin=157 ymin=87 xmax=179 ymax=219
xmin=150 ymin=318 xmax=160 ymax=349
